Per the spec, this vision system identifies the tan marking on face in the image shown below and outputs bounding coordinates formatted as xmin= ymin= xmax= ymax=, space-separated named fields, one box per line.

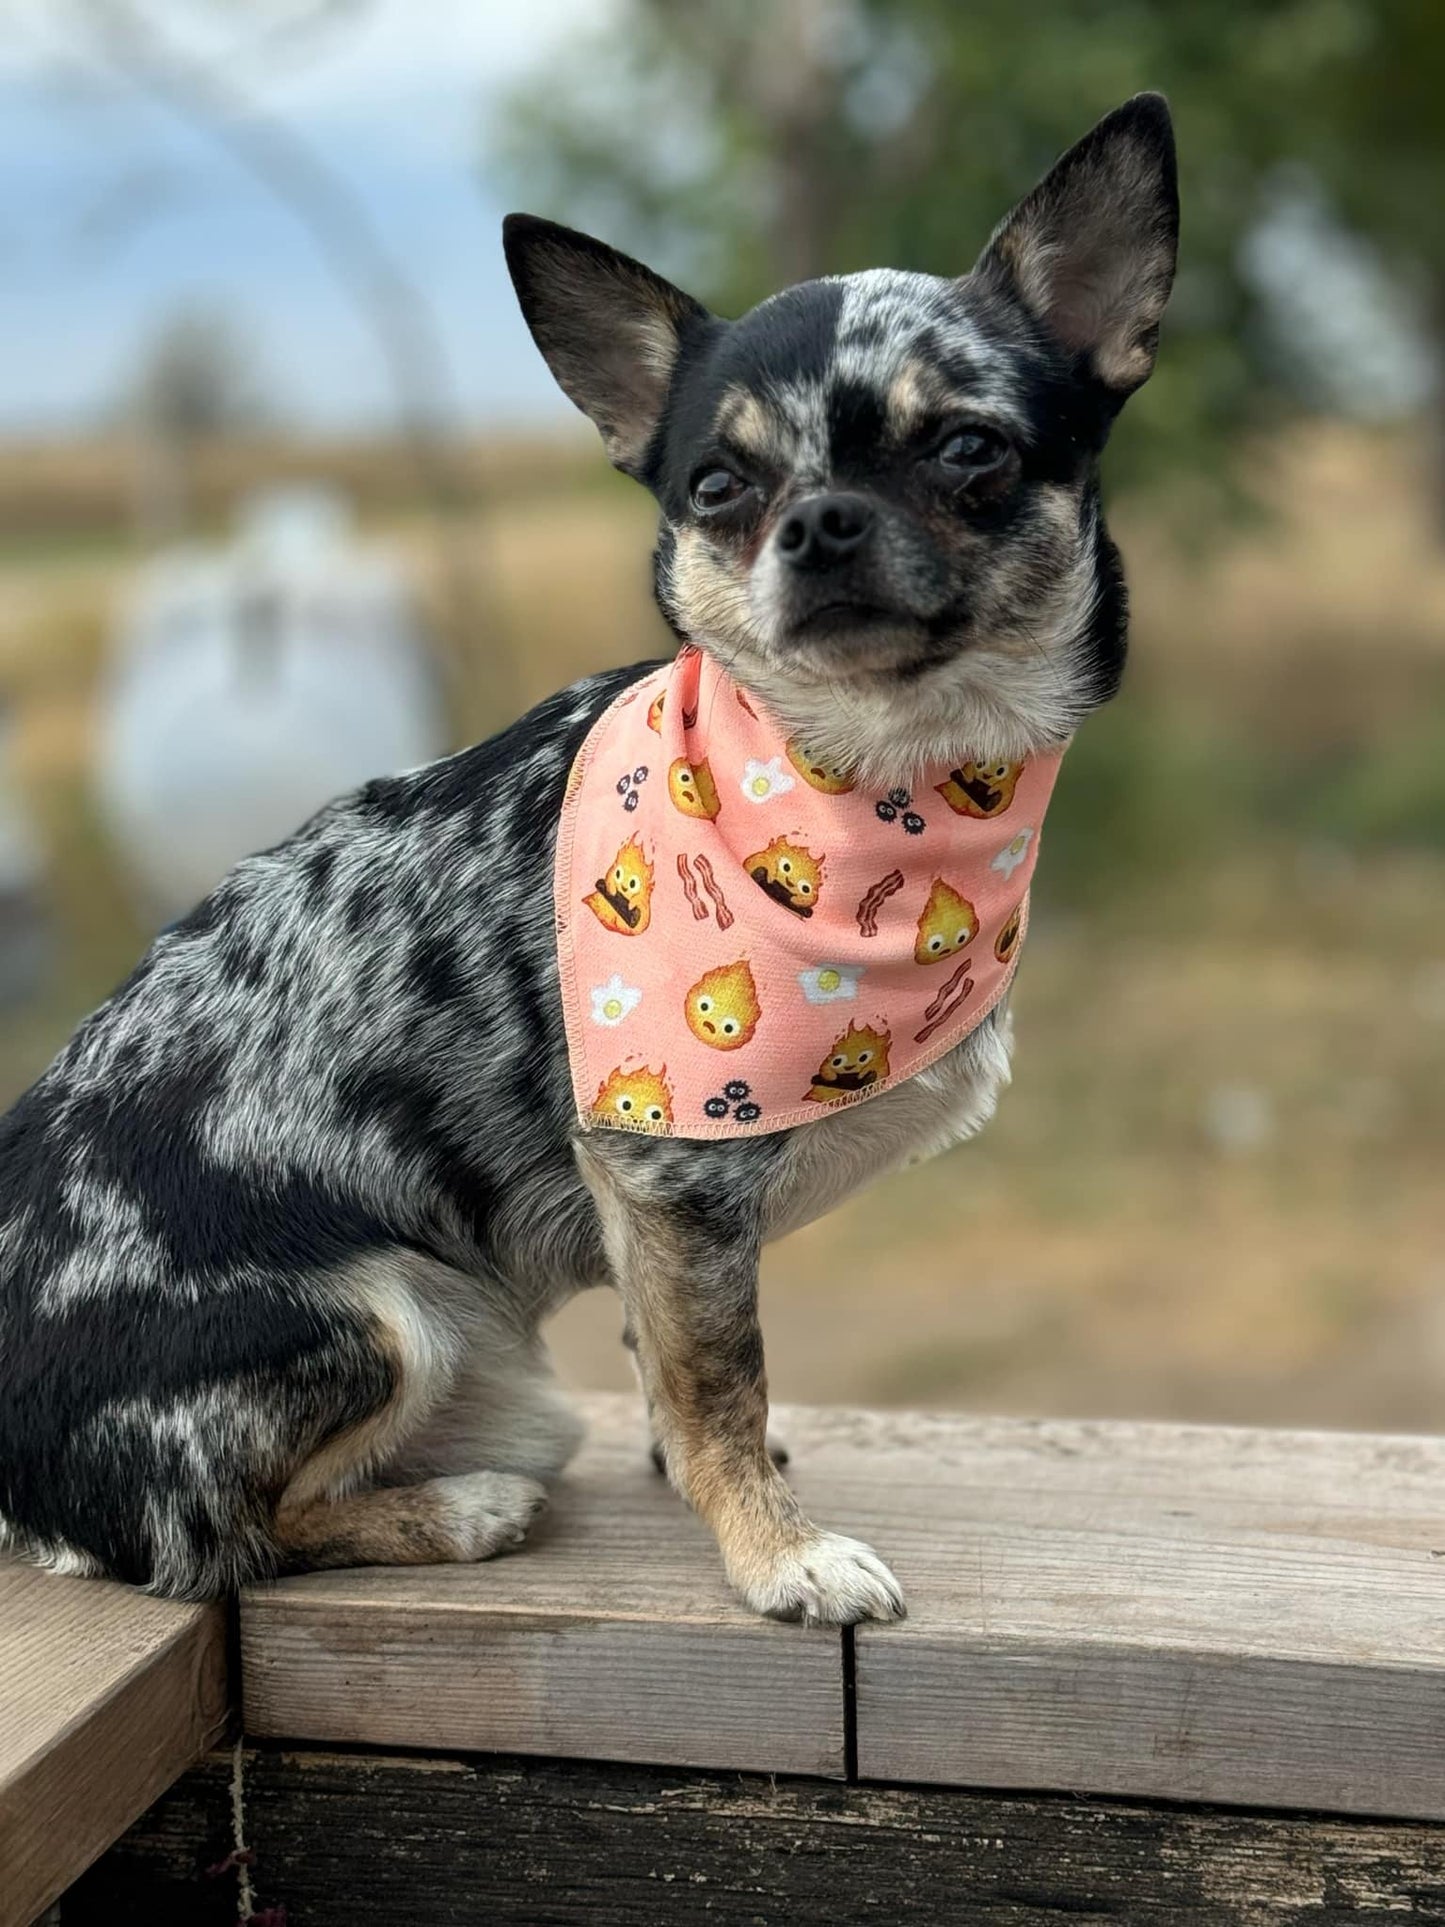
xmin=886 ymin=360 xmax=939 ymax=437
xmin=1034 ymin=478 xmax=1084 ymax=538
xmin=669 ymin=525 xmax=757 ymax=652
xmin=716 ymin=384 xmax=786 ymax=466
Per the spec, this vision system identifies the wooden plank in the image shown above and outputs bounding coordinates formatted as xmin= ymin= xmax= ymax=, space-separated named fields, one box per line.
xmin=247 ymin=1395 xmax=1445 ymax=1813
xmin=62 ymin=1747 xmax=1445 ymax=1926
xmin=0 ymin=1564 xmax=228 ymax=1927
xmin=240 ymin=1395 xmax=844 ymax=1777
xmin=835 ymin=1410 xmax=1445 ymax=1818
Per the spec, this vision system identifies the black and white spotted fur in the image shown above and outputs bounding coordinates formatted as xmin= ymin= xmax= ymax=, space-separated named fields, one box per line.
xmin=0 ymin=97 xmax=1177 ymax=1621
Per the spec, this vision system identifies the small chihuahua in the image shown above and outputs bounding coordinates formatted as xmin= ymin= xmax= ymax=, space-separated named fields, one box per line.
xmin=0 ymin=96 xmax=1176 ymax=1624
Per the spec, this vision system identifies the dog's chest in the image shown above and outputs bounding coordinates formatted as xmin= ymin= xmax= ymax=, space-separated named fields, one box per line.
xmin=761 ymin=1010 xmax=1014 ymax=1242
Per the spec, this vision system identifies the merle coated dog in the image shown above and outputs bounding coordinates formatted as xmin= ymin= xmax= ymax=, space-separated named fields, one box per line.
xmin=0 ymin=96 xmax=1177 ymax=1623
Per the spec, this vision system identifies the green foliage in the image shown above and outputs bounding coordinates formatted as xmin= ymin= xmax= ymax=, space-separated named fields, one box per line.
xmin=1035 ymin=698 xmax=1251 ymax=915
xmin=1035 ymin=679 xmax=1445 ymax=930
xmin=491 ymin=0 xmax=1443 ymax=503
xmin=1289 ymin=722 xmax=1445 ymax=848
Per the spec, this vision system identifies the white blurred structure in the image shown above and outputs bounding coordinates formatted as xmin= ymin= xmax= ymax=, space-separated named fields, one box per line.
xmin=97 ymin=487 xmax=447 ymax=922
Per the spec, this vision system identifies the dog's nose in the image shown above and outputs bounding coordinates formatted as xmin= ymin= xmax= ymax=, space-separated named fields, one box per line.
xmin=776 ymin=493 xmax=874 ymax=570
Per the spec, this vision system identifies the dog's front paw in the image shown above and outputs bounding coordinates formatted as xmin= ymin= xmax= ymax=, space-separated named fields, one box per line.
xmin=741 ymin=1530 xmax=906 ymax=1627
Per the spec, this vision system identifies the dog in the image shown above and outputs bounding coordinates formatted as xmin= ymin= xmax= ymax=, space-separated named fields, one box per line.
xmin=0 ymin=95 xmax=1176 ymax=1624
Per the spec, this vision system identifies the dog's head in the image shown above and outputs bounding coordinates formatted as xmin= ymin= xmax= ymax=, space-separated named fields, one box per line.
xmin=506 ymin=95 xmax=1176 ymax=779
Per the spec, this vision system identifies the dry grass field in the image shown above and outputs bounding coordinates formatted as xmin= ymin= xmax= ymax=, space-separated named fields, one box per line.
xmin=1 ymin=424 xmax=1442 ymax=1429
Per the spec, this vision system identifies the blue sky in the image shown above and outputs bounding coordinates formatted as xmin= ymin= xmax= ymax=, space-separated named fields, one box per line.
xmin=0 ymin=0 xmax=597 ymax=433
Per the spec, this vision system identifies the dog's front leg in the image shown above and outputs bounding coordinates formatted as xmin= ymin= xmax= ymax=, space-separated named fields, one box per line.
xmin=577 ymin=1137 xmax=904 ymax=1626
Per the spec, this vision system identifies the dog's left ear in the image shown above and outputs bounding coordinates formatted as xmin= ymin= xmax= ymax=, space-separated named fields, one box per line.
xmin=968 ymin=93 xmax=1178 ymax=396
xmin=504 ymin=215 xmax=713 ymax=474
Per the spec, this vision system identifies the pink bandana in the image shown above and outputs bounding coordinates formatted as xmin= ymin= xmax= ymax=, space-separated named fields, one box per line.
xmin=555 ymin=646 xmax=1064 ymax=1138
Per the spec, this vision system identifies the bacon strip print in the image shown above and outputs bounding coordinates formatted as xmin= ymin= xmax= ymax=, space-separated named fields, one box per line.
xmin=693 ymin=853 xmax=734 ymax=931
xmin=677 ymin=853 xmax=709 ymax=921
xmin=922 ymin=957 xmax=971 ymax=1022
xmin=914 ymin=968 xmax=975 ymax=1044
xmin=856 ymin=868 xmax=905 ymax=938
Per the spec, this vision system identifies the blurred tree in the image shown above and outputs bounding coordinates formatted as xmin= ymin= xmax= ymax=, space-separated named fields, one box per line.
xmin=1295 ymin=0 xmax=1445 ymax=517
xmin=133 ymin=307 xmax=265 ymax=444
xmin=130 ymin=306 xmax=267 ymax=536
xmin=492 ymin=0 xmax=1442 ymax=511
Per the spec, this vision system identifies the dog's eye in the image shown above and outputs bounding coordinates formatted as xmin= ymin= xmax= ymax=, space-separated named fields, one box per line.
xmin=691 ymin=467 xmax=748 ymax=511
xmin=936 ymin=426 xmax=1008 ymax=473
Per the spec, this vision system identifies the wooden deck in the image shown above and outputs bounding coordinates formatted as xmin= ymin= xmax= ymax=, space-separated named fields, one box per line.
xmin=8 ymin=1393 xmax=1445 ymax=1922
xmin=243 ymin=1394 xmax=1445 ymax=1821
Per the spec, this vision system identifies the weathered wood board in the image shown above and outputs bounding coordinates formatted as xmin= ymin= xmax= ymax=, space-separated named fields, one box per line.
xmin=242 ymin=1397 xmax=1445 ymax=1816
xmin=840 ymin=1411 xmax=1445 ymax=1818
xmin=0 ymin=1563 xmax=227 ymax=1927
xmin=240 ymin=1396 xmax=846 ymax=1777
xmin=62 ymin=1747 xmax=1445 ymax=1926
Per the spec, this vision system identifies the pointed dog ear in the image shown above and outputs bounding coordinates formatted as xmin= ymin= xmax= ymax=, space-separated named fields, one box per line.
xmin=503 ymin=215 xmax=713 ymax=473
xmin=968 ymin=93 xmax=1179 ymax=395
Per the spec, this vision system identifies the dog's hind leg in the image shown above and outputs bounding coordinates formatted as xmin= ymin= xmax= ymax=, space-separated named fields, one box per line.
xmin=3 ymin=1247 xmax=552 ymax=1597
xmin=376 ymin=1305 xmax=586 ymax=1489
xmin=274 ymin=1468 xmax=547 ymax=1572
xmin=271 ymin=1256 xmax=552 ymax=1576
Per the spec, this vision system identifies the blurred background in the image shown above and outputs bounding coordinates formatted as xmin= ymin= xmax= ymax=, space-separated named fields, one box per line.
xmin=0 ymin=0 xmax=1442 ymax=1427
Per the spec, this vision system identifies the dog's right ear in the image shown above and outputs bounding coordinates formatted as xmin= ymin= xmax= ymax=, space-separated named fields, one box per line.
xmin=968 ymin=94 xmax=1178 ymax=397
xmin=504 ymin=216 xmax=712 ymax=475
